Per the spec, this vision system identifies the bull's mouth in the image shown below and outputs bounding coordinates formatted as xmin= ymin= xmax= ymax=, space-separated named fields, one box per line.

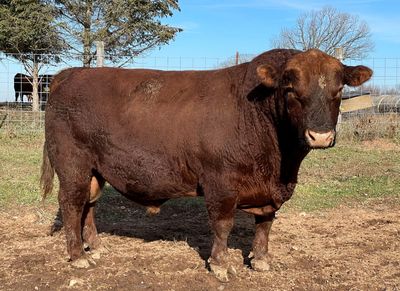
xmin=304 ymin=129 xmax=336 ymax=149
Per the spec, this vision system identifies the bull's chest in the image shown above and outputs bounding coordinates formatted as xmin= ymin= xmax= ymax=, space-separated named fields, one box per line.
xmin=232 ymin=146 xmax=305 ymax=215
xmin=235 ymin=175 xmax=296 ymax=215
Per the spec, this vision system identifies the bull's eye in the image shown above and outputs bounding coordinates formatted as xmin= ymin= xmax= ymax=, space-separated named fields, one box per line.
xmin=284 ymin=86 xmax=307 ymax=107
xmin=334 ymin=87 xmax=344 ymax=99
xmin=287 ymin=90 xmax=305 ymax=106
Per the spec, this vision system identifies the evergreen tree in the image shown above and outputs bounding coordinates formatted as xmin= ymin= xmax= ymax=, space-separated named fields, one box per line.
xmin=0 ymin=0 xmax=65 ymax=111
xmin=50 ymin=0 xmax=182 ymax=67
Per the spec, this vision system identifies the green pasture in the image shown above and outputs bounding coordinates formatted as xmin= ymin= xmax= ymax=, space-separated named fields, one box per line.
xmin=0 ymin=131 xmax=399 ymax=212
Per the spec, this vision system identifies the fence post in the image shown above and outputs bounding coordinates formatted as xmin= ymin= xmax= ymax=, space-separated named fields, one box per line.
xmin=95 ymin=41 xmax=105 ymax=67
xmin=334 ymin=47 xmax=344 ymax=62
xmin=335 ymin=47 xmax=344 ymax=127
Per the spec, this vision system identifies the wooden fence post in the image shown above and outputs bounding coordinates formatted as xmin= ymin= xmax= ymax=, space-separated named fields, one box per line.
xmin=95 ymin=41 xmax=105 ymax=67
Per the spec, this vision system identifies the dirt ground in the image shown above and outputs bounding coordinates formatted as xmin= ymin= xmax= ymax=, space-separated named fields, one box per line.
xmin=0 ymin=195 xmax=399 ymax=291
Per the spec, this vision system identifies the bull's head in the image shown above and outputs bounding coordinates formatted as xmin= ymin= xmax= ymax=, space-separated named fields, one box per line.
xmin=257 ymin=49 xmax=372 ymax=149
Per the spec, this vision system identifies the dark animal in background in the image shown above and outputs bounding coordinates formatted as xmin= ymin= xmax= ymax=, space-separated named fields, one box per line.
xmin=13 ymin=73 xmax=53 ymax=107
xmin=14 ymin=73 xmax=33 ymax=102
xmin=38 ymin=74 xmax=54 ymax=109
xmin=41 ymin=49 xmax=372 ymax=281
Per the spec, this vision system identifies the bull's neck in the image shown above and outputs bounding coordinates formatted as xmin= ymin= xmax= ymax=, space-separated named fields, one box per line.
xmin=239 ymin=89 xmax=309 ymax=185
xmin=236 ymin=51 xmax=309 ymax=185
xmin=267 ymin=92 xmax=310 ymax=184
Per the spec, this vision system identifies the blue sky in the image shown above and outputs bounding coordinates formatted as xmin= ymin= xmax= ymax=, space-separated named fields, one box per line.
xmin=1 ymin=0 xmax=399 ymax=102
xmin=148 ymin=0 xmax=400 ymax=59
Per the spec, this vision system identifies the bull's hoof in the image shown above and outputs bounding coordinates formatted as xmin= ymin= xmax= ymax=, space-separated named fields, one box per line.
xmin=71 ymin=256 xmax=96 ymax=269
xmin=251 ymin=258 xmax=271 ymax=272
xmin=71 ymin=258 xmax=90 ymax=269
xmin=208 ymin=254 xmax=240 ymax=282
xmin=209 ymin=262 xmax=230 ymax=282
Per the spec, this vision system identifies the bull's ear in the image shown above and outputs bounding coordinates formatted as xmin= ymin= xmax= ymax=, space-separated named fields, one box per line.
xmin=344 ymin=65 xmax=373 ymax=86
xmin=257 ymin=64 xmax=278 ymax=88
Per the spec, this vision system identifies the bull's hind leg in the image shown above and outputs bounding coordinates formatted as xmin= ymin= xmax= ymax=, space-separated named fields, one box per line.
xmin=82 ymin=204 xmax=100 ymax=250
xmin=82 ymin=175 xmax=105 ymax=251
xmin=54 ymin=146 xmax=94 ymax=266
xmin=250 ymin=213 xmax=275 ymax=271
xmin=58 ymin=178 xmax=90 ymax=262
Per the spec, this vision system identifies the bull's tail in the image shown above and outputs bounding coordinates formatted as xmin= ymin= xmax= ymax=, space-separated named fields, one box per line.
xmin=40 ymin=142 xmax=54 ymax=199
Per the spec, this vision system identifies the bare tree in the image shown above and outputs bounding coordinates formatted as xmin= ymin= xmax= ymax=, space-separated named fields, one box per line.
xmin=271 ymin=6 xmax=374 ymax=59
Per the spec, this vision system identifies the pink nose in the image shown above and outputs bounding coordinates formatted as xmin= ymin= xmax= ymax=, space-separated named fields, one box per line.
xmin=305 ymin=129 xmax=335 ymax=148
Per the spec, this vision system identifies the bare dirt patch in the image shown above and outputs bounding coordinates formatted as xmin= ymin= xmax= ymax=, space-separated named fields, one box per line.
xmin=1 ymin=197 xmax=399 ymax=290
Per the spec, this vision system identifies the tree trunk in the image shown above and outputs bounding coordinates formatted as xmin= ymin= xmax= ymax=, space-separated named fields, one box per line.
xmin=31 ymin=62 xmax=39 ymax=112
xmin=83 ymin=1 xmax=93 ymax=67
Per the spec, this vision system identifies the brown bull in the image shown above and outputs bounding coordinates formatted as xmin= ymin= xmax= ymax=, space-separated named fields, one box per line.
xmin=41 ymin=48 xmax=372 ymax=281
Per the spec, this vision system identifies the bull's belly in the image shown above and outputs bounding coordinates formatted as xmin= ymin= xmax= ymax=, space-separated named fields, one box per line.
xmin=96 ymin=151 xmax=198 ymax=205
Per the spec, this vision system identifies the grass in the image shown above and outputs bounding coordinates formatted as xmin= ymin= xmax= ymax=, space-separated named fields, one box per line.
xmin=286 ymin=141 xmax=400 ymax=211
xmin=0 ymin=131 xmax=51 ymax=207
xmin=0 ymin=109 xmax=45 ymax=133
xmin=0 ymin=131 xmax=399 ymax=212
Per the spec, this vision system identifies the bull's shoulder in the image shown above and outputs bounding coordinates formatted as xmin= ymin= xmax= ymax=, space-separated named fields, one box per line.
xmin=251 ymin=49 xmax=301 ymax=67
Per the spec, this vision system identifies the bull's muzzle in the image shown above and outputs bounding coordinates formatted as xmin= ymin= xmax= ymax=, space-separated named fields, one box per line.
xmin=305 ymin=129 xmax=335 ymax=148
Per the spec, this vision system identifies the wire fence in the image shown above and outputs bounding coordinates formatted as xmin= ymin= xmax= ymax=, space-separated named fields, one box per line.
xmin=0 ymin=53 xmax=399 ymax=136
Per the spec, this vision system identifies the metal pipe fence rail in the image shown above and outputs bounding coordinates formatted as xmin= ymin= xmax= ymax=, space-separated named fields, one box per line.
xmin=0 ymin=53 xmax=399 ymax=133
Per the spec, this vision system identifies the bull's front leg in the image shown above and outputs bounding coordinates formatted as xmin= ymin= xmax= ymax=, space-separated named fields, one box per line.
xmin=250 ymin=213 xmax=275 ymax=271
xmin=203 ymin=182 xmax=238 ymax=282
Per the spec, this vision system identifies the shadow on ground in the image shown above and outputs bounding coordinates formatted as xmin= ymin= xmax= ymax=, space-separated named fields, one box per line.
xmin=53 ymin=185 xmax=256 ymax=262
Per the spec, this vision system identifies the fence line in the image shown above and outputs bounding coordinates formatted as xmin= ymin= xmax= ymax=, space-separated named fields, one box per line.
xmin=0 ymin=53 xmax=399 ymax=133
